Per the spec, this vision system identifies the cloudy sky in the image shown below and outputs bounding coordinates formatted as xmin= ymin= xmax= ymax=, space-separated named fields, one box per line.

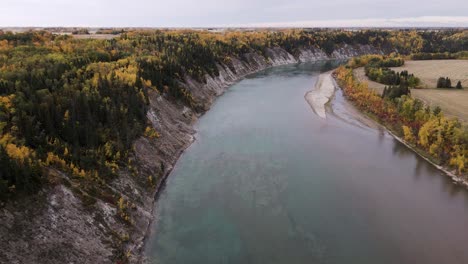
xmin=1 ymin=0 xmax=468 ymax=27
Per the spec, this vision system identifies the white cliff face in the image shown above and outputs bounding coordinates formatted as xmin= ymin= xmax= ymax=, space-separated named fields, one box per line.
xmin=266 ymin=47 xmax=297 ymax=65
xmin=297 ymin=47 xmax=329 ymax=62
xmin=331 ymin=44 xmax=383 ymax=59
xmin=182 ymin=44 xmax=381 ymax=111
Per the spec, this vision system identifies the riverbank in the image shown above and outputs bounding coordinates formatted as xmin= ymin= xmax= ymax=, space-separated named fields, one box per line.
xmin=386 ymin=128 xmax=468 ymax=188
xmin=331 ymin=70 xmax=468 ymax=189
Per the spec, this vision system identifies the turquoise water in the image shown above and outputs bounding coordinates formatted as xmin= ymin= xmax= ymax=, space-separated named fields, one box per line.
xmin=145 ymin=62 xmax=468 ymax=264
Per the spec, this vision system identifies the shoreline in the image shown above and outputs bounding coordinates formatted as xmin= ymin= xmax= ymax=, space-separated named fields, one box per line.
xmin=386 ymin=128 xmax=468 ymax=188
xmin=330 ymin=73 xmax=468 ymax=189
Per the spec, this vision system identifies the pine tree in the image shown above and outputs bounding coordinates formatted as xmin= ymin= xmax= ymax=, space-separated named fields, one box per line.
xmin=382 ymin=86 xmax=388 ymax=98
xmin=437 ymin=77 xmax=445 ymax=88
xmin=445 ymin=77 xmax=452 ymax=88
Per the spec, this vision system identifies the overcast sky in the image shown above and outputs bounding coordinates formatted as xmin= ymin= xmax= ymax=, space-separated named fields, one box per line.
xmin=1 ymin=0 xmax=468 ymax=27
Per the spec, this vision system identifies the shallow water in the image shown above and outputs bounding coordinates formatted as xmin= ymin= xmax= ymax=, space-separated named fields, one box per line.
xmin=145 ymin=62 xmax=468 ymax=264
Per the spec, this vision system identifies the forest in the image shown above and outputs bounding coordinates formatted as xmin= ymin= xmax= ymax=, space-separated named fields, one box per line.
xmin=1 ymin=29 xmax=467 ymax=201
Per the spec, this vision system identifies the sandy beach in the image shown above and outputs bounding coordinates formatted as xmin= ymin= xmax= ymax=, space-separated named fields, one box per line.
xmin=305 ymin=72 xmax=336 ymax=119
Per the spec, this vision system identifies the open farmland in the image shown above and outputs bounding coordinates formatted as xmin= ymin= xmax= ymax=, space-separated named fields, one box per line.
xmin=353 ymin=60 xmax=468 ymax=122
xmin=411 ymin=89 xmax=468 ymax=121
xmin=392 ymin=60 xmax=468 ymax=88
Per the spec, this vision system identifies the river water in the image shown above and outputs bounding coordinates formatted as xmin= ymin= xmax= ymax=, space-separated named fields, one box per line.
xmin=145 ymin=62 xmax=468 ymax=264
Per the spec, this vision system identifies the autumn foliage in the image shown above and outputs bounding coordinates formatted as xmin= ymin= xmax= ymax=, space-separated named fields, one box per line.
xmin=335 ymin=65 xmax=468 ymax=175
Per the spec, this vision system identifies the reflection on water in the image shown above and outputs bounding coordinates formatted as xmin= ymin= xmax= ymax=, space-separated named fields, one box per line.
xmin=145 ymin=62 xmax=468 ymax=264
xmin=392 ymin=139 xmax=415 ymax=158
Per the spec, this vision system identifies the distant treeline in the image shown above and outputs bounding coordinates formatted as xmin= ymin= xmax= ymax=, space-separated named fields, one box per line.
xmin=411 ymin=51 xmax=468 ymax=60
xmin=95 ymin=29 xmax=125 ymax=35
xmin=71 ymin=28 xmax=90 ymax=35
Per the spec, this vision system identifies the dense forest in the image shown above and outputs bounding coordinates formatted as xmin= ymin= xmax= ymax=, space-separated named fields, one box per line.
xmin=1 ymin=29 xmax=467 ymax=201
xmin=337 ymin=55 xmax=468 ymax=175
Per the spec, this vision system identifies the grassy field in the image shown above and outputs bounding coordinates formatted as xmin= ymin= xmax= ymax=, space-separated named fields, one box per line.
xmin=411 ymin=89 xmax=468 ymax=121
xmin=392 ymin=60 xmax=468 ymax=88
xmin=353 ymin=60 xmax=468 ymax=122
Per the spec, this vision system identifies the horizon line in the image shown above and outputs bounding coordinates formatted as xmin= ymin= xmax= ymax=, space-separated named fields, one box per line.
xmin=2 ymin=16 xmax=468 ymax=29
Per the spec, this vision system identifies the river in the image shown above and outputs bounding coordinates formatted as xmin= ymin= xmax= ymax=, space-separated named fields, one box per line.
xmin=144 ymin=62 xmax=468 ymax=264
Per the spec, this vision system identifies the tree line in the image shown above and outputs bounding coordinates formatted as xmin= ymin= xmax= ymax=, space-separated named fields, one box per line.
xmin=362 ymin=56 xmax=420 ymax=87
xmin=437 ymin=77 xmax=463 ymax=89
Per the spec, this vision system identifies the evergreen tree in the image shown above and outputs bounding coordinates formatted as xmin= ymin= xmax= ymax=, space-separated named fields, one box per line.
xmin=437 ymin=77 xmax=446 ymax=88
xmin=382 ymin=86 xmax=388 ymax=98
xmin=445 ymin=77 xmax=452 ymax=88
xmin=456 ymin=81 xmax=463 ymax=89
